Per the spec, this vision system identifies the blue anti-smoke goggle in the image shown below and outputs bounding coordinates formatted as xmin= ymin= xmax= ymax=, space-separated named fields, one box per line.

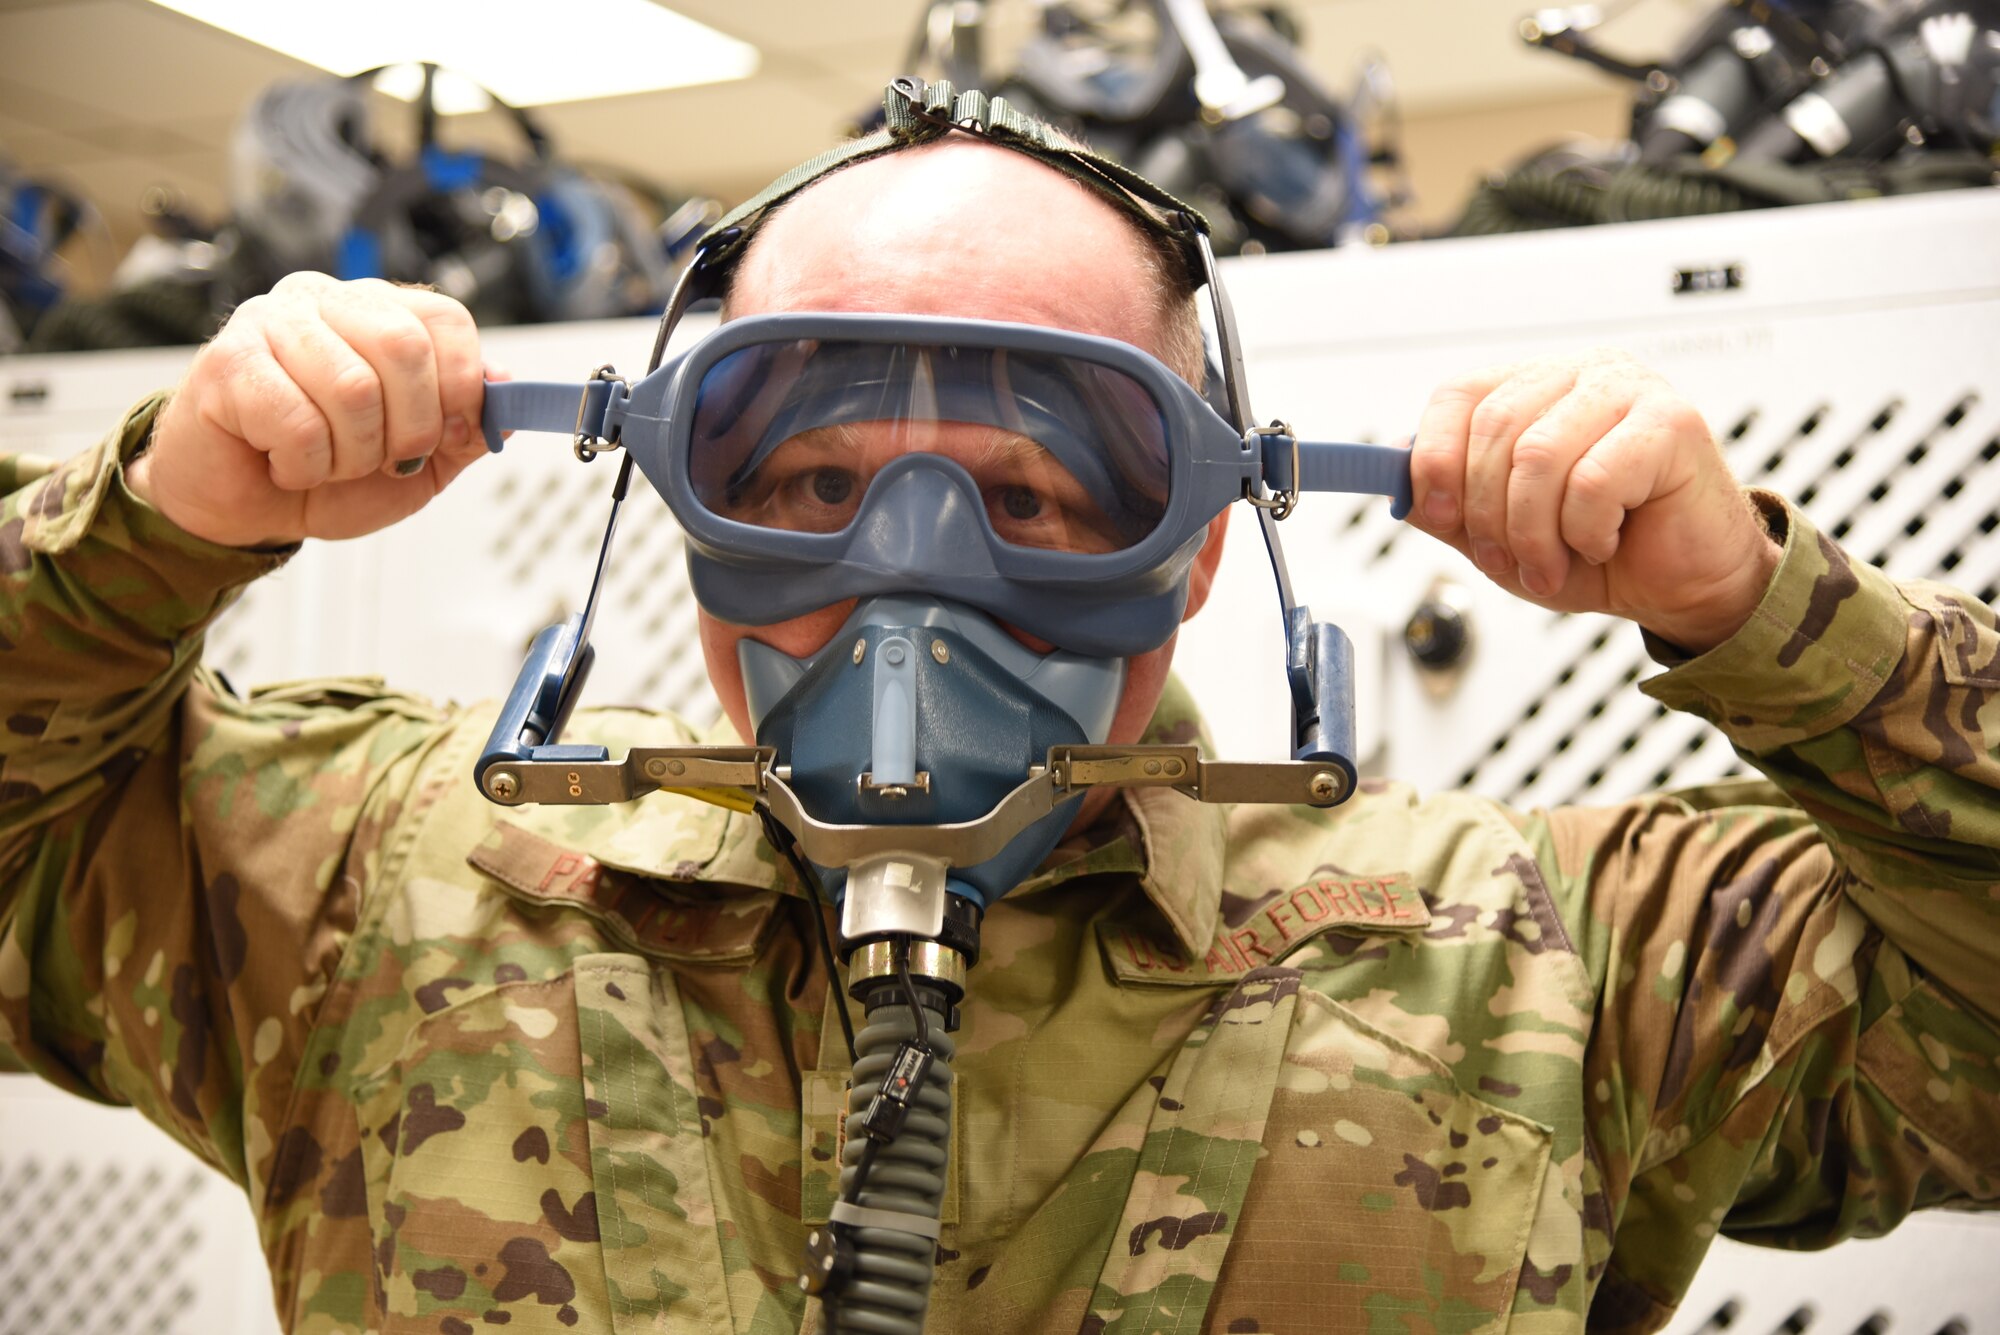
xmin=481 ymin=311 xmax=1411 ymax=659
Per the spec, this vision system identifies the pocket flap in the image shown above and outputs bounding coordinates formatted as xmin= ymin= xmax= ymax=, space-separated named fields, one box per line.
xmin=470 ymin=821 xmax=777 ymax=963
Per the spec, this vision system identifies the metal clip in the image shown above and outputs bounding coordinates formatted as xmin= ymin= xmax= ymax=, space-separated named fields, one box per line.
xmin=573 ymin=364 xmax=628 ymax=463
xmin=859 ymin=770 xmax=934 ymax=799
xmin=1244 ymin=420 xmax=1300 ymax=520
xmin=890 ymin=77 xmax=1002 ymax=141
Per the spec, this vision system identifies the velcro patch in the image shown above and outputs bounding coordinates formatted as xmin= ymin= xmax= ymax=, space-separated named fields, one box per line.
xmin=1101 ymin=873 xmax=1429 ymax=984
xmin=469 ymin=820 xmax=775 ymax=963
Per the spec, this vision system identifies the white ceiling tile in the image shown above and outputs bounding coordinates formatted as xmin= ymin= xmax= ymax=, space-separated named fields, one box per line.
xmin=68 ymin=119 xmax=208 ymax=155
xmin=795 ymin=41 xmax=926 ymax=100
xmin=528 ymin=77 xmax=861 ymax=200
xmin=659 ymin=0 xmax=919 ymax=58
xmin=0 ymin=74 xmax=126 ymax=135
xmin=0 ymin=107 xmax=45 ymax=142
xmin=0 ymin=0 xmax=315 ymax=124
xmin=44 ymin=144 xmax=228 ymax=217
xmin=4 ymin=120 xmax=116 ymax=173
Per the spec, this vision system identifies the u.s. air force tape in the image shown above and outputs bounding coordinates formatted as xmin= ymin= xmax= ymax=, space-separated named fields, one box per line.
xmin=828 ymin=1200 xmax=943 ymax=1240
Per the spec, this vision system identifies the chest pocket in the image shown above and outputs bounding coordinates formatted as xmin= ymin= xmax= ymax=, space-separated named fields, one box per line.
xmin=354 ymin=959 xmax=736 ymax=1335
xmin=354 ymin=975 xmax=614 ymax=1333
xmin=1201 ymin=988 xmax=1553 ymax=1334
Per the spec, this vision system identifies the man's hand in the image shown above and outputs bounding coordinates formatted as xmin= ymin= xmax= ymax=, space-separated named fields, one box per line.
xmin=1406 ymin=349 xmax=1782 ymax=655
xmin=126 ymin=272 xmax=498 ymax=549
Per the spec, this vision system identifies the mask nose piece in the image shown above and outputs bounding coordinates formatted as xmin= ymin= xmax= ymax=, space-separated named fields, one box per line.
xmin=847 ymin=463 xmax=998 ymax=581
xmin=870 ymin=637 xmax=920 ymax=788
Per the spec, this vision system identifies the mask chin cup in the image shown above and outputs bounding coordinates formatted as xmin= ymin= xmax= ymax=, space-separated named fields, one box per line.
xmin=743 ymin=597 xmax=1126 ymax=914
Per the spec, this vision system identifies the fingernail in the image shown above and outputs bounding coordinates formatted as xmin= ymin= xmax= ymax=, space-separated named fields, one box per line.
xmin=1473 ymin=540 xmax=1510 ymax=573
xmin=1520 ymin=567 xmax=1549 ymax=596
xmin=394 ymin=456 xmax=428 ymax=477
xmin=443 ymin=416 xmax=470 ymax=449
xmin=1583 ymin=551 xmax=1606 ymax=566
xmin=1424 ymin=492 xmax=1458 ymax=527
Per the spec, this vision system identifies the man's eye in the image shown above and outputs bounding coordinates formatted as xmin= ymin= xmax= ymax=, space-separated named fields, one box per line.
xmin=998 ymin=487 xmax=1042 ymax=521
xmin=808 ymin=470 xmax=856 ymax=506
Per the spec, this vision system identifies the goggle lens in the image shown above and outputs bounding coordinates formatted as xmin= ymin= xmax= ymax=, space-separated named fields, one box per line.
xmin=687 ymin=338 xmax=1171 ymax=554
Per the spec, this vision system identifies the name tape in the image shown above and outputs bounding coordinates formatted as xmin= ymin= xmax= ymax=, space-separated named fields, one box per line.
xmin=1102 ymin=873 xmax=1429 ymax=983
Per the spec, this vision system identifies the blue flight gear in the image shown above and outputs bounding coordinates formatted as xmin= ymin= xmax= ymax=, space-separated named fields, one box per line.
xmin=741 ymin=595 xmax=1127 ymax=916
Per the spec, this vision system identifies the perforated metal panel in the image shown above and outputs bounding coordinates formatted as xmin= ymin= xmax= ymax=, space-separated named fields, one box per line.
xmin=1181 ymin=187 xmax=2000 ymax=807
xmin=1660 ymin=1212 xmax=2000 ymax=1335
xmin=0 ymin=1078 xmax=280 ymax=1335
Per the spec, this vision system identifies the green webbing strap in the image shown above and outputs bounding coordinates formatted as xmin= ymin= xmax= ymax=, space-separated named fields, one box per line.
xmin=692 ymin=76 xmax=1210 ymax=289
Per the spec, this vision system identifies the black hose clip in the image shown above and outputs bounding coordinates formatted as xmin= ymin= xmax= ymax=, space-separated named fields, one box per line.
xmin=798 ymin=1224 xmax=857 ymax=1297
xmin=858 ymin=1041 xmax=936 ymax=1143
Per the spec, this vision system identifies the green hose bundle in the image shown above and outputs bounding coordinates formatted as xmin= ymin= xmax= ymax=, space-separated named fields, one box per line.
xmin=1444 ymin=149 xmax=1992 ymax=237
xmin=25 ymin=278 xmax=222 ymax=353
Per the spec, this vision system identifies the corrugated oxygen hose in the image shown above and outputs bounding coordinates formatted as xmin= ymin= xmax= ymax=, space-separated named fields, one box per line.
xmin=829 ymin=1003 xmax=955 ymax=1335
xmin=1446 ymin=152 xmax=1994 ymax=238
xmin=25 ymin=279 xmax=220 ymax=352
xmin=1601 ymin=165 xmax=1751 ymax=221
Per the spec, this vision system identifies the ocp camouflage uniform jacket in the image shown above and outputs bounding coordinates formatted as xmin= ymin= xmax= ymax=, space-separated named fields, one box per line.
xmin=4 ymin=399 xmax=1997 ymax=1334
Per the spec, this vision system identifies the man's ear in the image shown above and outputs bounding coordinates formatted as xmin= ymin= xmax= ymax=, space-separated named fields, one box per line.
xmin=1181 ymin=509 xmax=1230 ymax=622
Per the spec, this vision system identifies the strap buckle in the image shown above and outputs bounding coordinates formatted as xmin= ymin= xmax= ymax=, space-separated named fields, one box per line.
xmin=889 ymin=76 xmax=994 ymax=137
xmin=573 ymin=364 xmax=628 ymax=463
xmin=1244 ymin=421 xmax=1299 ymax=520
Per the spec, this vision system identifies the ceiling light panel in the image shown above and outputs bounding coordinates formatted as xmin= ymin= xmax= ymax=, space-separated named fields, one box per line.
xmin=143 ymin=0 xmax=760 ymax=108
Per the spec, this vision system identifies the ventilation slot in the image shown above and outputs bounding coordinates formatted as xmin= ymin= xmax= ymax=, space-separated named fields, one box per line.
xmin=0 ymin=1157 xmax=211 ymax=1335
xmin=1436 ymin=384 xmax=1997 ymax=811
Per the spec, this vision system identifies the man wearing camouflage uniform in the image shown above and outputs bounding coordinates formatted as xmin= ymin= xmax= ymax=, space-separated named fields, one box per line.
xmin=3 ymin=92 xmax=1995 ymax=1335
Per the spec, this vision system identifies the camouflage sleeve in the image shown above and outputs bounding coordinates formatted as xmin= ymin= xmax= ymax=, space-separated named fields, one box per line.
xmin=0 ymin=397 xmax=445 ymax=1192
xmin=1535 ymin=492 xmax=2000 ymax=1322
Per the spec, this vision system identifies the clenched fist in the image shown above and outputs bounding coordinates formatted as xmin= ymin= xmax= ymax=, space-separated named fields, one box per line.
xmin=126 ymin=272 xmax=499 ymax=549
xmin=1406 ymin=349 xmax=1782 ymax=655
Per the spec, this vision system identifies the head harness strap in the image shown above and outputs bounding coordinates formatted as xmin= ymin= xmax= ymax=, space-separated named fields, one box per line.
xmin=685 ymin=77 xmax=1210 ymax=299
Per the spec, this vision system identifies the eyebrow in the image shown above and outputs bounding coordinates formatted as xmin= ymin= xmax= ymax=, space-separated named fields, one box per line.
xmin=969 ymin=426 xmax=1057 ymax=468
xmin=779 ymin=420 xmax=1058 ymax=468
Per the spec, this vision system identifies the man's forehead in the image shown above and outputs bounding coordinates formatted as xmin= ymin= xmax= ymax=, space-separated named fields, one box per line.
xmin=727 ymin=142 xmax=1164 ymax=340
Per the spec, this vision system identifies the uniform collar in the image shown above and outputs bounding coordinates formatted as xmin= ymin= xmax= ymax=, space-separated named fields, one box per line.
xmin=567 ymin=679 xmax=1229 ymax=958
xmin=1002 ymin=676 xmax=1227 ymax=958
xmin=1128 ymin=675 xmax=1229 ymax=956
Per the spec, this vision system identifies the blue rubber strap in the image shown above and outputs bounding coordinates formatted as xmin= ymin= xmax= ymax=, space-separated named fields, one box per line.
xmin=1262 ymin=438 xmax=1413 ymax=521
xmin=480 ymin=378 xmax=624 ymax=453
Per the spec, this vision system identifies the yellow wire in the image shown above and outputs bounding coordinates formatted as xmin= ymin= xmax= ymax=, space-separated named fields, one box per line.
xmin=662 ymin=785 xmax=759 ymax=814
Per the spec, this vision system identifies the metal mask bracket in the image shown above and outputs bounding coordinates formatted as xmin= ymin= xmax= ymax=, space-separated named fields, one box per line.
xmin=472 ymin=737 xmax=1352 ymax=874
xmin=476 ymin=238 xmax=720 ymax=796
xmin=1195 ymin=230 xmax=1362 ymax=781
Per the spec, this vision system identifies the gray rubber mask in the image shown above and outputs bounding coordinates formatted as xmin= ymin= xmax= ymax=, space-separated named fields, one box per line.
xmin=740 ymin=596 xmax=1126 ymax=915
